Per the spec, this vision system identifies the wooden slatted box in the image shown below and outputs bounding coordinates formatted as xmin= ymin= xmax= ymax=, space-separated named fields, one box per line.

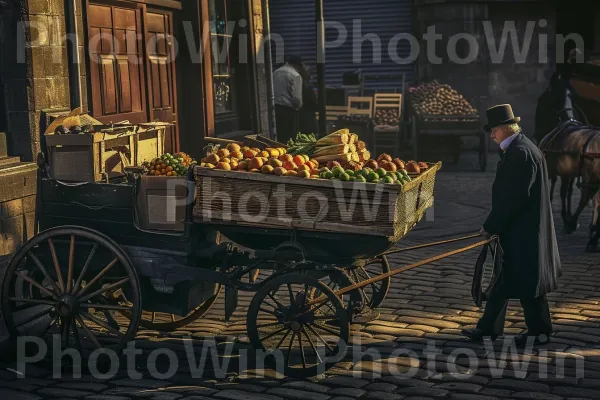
xmin=45 ymin=129 xmax=137 ymax=182
xmin=193 ymin=162 xmax=441 ymax=241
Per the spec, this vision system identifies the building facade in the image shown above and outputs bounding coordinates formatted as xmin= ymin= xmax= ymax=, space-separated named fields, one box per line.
xmin=0 ymin=0 xmax=271 ymax=162
xmin=413 ymin=0 xmax=600 ymax=135
xmin=269 ymin=0 xmax=416 ymax=92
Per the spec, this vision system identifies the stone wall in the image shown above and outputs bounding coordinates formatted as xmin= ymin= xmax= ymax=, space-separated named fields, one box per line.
xmin=1 ymin=0 xmax=71 ymax=161
xmin=486 ymin=2 xmax=556 ymax=136
xmin=414 ymin=0 xmax=557 ymax=137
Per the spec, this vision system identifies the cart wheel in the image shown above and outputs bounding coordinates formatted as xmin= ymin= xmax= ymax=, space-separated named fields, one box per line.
xmin=135 ymin=284 xmax=222 ymax=331
xmin=1 ymin=226 xmax=141 ymax=358
xmin=349 ymin=255 xmax=391 ymax=309
xmin=247 ymin=273 xmax=349 ymax=378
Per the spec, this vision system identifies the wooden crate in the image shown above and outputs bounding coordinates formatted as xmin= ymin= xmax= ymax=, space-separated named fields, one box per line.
xmin=135 ymin=127 xmax=165 ymax=165
xmin=193 ymin=162 xmax=441 ymax=241
xmin=45 ymin=129 xmax=137 ymax=182
xmin=136 ymin=175 xmax=189 ymax=232
xmin=0 ymin=160 xmax=37 ymax=256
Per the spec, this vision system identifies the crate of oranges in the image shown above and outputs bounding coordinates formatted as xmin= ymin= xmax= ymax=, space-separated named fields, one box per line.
xmin=143 ymin=152 xmax=197 ymax=176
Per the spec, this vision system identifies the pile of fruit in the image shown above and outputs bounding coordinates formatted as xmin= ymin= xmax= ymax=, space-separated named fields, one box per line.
xmin=318 ymin=163 xmax=411 ymax=185
xmin=197 ymin=130 xmax=432 ymax=185
xmin=373 ymin=109 xmax=400 ymax=126
xmin=409 ymin=80 xmax=477 ymax=117
xmin=199 ymin=143 xmax=321 ymax=178
xmin=54 ymin=124 xmax=96 ymax=134
xmin=143 ymin=152 xmax=197 ymax=176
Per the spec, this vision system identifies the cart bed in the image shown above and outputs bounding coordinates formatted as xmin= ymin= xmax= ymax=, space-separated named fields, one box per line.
xmin=193 ymin=163 xmax=440 ymax=260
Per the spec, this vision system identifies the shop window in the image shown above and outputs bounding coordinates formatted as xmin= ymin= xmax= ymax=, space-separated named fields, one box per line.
xmin=207 ymin=0 xmax=256 ymax=135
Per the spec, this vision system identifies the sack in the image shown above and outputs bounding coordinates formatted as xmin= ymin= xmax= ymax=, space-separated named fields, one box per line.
xmin=471 ymin=239 xmax=504 ymax=307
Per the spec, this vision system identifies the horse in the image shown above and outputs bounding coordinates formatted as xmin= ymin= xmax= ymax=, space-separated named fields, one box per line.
xmin=535 ymin=76 xmax=600 ymax=251
xmin=534 ymin=74 xmax=588 ymax=229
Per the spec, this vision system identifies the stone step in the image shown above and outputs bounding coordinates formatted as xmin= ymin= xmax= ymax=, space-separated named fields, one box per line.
xmin=0 ymin=132 xmax=6 ymax=158
xmin=0 ymin=157 xmax=20 ymax=167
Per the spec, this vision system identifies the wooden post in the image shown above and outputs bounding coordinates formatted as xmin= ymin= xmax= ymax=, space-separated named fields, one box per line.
xmin=316 ymin=0 xmax=327 ymax=137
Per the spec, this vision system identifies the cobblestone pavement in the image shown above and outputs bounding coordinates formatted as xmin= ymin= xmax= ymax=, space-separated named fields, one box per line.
xmin=2 ymin=153 xmax=600 ymax=399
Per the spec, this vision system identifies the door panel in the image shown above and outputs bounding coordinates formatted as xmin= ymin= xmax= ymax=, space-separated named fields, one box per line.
xmin=88 ymin=3 xmax=146 ymax=123
xmin=87 ymin=3 xmax=179 ymax=150
xmin=147 ymin=10 xmax=178 ymax=153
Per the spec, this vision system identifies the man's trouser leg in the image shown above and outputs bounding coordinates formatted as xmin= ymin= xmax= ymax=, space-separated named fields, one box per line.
xmin=275 ymin=105 xmax=298 ymax=144
xmin=520 ymin=295 xmax=553 ymax=335
xmin=476 ymin=292 xmax=508 ymax=336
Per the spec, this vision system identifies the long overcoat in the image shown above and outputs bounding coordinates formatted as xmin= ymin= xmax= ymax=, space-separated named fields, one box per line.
xmin=483 ymin=132 xmax=562 ymax=298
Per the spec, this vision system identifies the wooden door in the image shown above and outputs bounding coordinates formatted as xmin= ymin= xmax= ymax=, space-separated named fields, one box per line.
xmin=146 ymin=10 xmax=179 ymax=153
xmin=87 ymin=2 xmax=147 ymax=124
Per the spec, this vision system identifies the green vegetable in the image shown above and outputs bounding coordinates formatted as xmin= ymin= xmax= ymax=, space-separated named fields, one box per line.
xmin=287 ymin=133 xmax=317 ymax=156
xmin=376 ymin=168 xmax=387 ymax=178
xmin=340 ymin=172 xmax=350 ymax=181
xmin=345 ymin=169 xmax=355 ymax=177
xmin=354 ymin=175 xmax=367 ymax=183
xmin=382 ymin=176 xmax=394 ymax=184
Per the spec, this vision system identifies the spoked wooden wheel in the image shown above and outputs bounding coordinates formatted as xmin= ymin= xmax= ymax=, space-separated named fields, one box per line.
xmin=1 ymin=226 xmax=141 ymax=358
xmin=247 ymin=274 xmax=349 ymax=378
xmin=136 ymin=283 xmax=222 ymax=331
xmin=348 ymin=255 xmax=391 ymax=310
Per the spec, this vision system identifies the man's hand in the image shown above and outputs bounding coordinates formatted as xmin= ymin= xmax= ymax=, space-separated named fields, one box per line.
xmin=479 ymin=227 xmax=491 ymax=239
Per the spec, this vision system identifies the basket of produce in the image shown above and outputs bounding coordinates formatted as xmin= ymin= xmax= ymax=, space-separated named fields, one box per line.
xmin=409 ymin=80 xmax=481 ymax=130
xmin=141 ymin=152 xmax=197 ymax=176
xmin=193 ymin=129 xmax=440 ymax=242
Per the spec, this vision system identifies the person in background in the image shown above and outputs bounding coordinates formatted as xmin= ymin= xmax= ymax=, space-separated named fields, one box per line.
xmin=273 ymin=56 xmax=303 ymax=144
xmin=298 ymin=64 xmax=318 ymax=135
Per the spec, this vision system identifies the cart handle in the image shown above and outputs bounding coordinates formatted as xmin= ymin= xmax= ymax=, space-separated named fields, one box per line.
xmin=381 ymin=233 xmax=480 ymax=255
xmin=304 ymin=234 xmax=497 ymax=308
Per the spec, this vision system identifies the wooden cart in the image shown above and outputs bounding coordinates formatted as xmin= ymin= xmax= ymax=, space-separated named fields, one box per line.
xmin=1 ymin=160 xmax=442 ymax=378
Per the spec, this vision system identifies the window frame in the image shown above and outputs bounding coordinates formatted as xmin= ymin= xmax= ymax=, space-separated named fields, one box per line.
xmin=202 ymin=0 xmax=259 ymax=137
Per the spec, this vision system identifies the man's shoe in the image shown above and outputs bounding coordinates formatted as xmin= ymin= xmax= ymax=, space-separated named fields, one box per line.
xmin=461 ymin=328 xmax=499 ymax=341
xmin=514 ymin=332 xmax=551 ymax=347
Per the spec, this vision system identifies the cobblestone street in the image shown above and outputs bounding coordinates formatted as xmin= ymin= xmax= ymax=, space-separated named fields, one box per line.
xmin=2 ymin=153 xmax=600 ymax=399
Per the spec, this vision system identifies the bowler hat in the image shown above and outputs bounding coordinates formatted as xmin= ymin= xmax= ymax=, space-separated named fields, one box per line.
xmin=483 ymin=104 xmax=520 ymax=131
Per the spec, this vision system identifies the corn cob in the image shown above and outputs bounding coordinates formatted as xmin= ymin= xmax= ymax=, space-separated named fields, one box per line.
xmin=358 ymin=150 xmax=371 ymax=163
xmin=348 ymin=143 xmax=357 ymax=153
xmin=357 ymin=140 xmax=366 ymax=151
xmin=350 ymin=133 xmax=358 ymax=144
xmin=316 ymin=130 xmax=349 ymax=146
xmin=313 ymin=153 xmax=352 ymax=163
xmin=350 ymin=152 xmax=360 ymax=163
xmin=312 ymin=144 xmax=349 ymax=156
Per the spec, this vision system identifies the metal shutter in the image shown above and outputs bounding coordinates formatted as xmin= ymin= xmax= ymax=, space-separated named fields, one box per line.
xmin=269 ymin=0 xmax=414 ymax=91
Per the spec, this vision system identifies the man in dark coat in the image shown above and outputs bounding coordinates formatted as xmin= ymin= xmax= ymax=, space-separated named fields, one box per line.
xmin=462 ymin=104 xmax=562 ymax=347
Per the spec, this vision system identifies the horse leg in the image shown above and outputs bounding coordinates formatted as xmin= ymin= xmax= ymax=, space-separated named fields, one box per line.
xmin=566 ymin=183 xmax=594 ymax=234
xmin=550 ymin=174 xmax=557 ymax=203
xmin=567 ymin=178 xmax=574 ymax=217
xmin=585 ymin=190 xmax=600 ymax=252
